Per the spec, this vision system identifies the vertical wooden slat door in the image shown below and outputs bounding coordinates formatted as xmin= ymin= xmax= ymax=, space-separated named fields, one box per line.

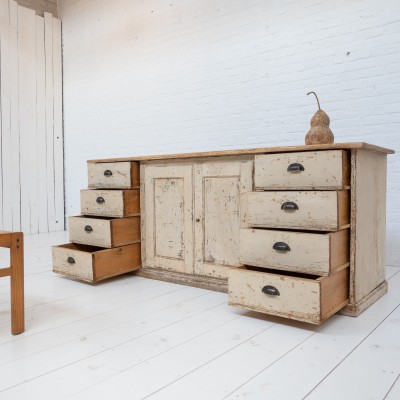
xmin=0 ymin=0 xmax=63 ymax=234
xmin=9 ymin=0 xmax=20 ymax=231
xmin=18 ymin=5 xmax=38 ymax=233
xmin=0 ymin=0 xmax=9 ymax=227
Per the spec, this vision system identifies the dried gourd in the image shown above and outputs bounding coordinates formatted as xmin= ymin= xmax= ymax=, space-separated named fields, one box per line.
xmin=305 ymin=92 xmax=334 ymax=145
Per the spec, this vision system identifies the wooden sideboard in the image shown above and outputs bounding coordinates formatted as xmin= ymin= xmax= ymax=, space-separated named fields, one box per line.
xmin=53 ymin=142 xmax=394 ymax=324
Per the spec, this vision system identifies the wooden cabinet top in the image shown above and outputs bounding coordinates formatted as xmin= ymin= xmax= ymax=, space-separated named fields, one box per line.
xmin=87 ymin=142 xmax=394 ymax=163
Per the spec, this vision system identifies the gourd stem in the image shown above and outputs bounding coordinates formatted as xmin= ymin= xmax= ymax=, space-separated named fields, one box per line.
xmin=307 ymin=91 xmax=321 ymax=110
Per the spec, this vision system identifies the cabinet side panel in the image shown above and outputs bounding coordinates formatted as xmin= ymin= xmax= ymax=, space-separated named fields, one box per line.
xmin=320 ymin=267 xmax=349 ymax=321
xmin=123 ymin=189 xmax=140 ymax=215
xmin=352 ymin=150 xmax=387 ymax=305
xmin=93 ymin=243 xmax=141 ymax=280
xmin=112 ymin=216 xmax=141 ymax=246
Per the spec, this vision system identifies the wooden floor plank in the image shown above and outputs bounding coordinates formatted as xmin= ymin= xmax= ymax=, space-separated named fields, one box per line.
xmin=0 ymin=276 xmax=176 ymax=331
xmin=58 ymin=313 xmax=270 ymax=400
xmin=147 ymin=320 xmax=315 ymax=400
xmin=0 ymin=295 xmax=231 ymax=398
xmin=0 ymin=284 xmax=203 ymax=361
xmin=223 ymin=271 xmax=400 ymax=400
xmin=0 ymin=231 xmax=398 ymax=400
xmin=385 ymin=374 xmax=400 ymax=400
xmin=146 ymin=268 xmax=400 ymax=399
xmin=304 ymin=305 xmax=400 ymax=400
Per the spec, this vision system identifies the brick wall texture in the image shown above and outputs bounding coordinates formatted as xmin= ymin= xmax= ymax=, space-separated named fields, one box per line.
xmin=59 ymin=0 xmax=400 ymax=266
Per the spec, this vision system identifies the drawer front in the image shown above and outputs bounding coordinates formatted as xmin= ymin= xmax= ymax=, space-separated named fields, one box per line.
xmin=254 ymin=150 xmax=349 ymax=190
xmin=52 ymin=242 xmax=141 ymax=282
xmin=69 ymin=216 xmax=112 ymax=247
xmin=80 ymin=189 xmax=140 ymax=217
xmin=88 ymin=162 xmax=140 ymax=189
xmin=69 ymin=216 xmax=141 ymax=248
xmin=52 ymin=243 xmax=95 ymax=282
xmin=228 ymin=267 xmax=348 ymax=324
xmin=246 ymin=191 xmax=349 ymax=231
xmin=240 ymin=229 xmax=349 ymax=276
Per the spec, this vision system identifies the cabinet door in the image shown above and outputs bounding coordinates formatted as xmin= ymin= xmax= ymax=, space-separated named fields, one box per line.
xmin=142 ymin=164 xmax=194 ymax=274
xmin=194 ymin=159 xmax=253 ymax=278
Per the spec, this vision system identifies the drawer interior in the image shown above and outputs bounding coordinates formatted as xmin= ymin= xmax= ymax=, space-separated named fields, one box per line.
xmin=56 ymin=242 xmax=105 ymax=253
xmin=236 ymin=265 xmax=322 ymax=281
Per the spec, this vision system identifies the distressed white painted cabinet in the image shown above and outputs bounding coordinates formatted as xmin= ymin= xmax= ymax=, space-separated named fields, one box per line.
xmin=84 ymin=142 xmax=393 ymax=323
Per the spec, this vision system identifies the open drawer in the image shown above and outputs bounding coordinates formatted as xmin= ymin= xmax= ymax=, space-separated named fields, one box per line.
xmin=239 ymin=228 xmax=349 ymax=276
xmin=88 ymin=161 xmax=140 ymax=189
xmin=228 ymin=266 xmax=349 ymax=324
xmin=52 ymin=242 xmax=141 ymax=283
xmin=69 ymin=215 xmax=140 ymax=248
xmin=246 ymin=190 xmax=350 ymax=231
xmin=80 ymin=189 xmax=140 ymax=218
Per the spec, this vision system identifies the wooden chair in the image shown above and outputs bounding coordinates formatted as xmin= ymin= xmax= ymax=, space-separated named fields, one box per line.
xmin=0 ymin=231 xmax=24 ymax=335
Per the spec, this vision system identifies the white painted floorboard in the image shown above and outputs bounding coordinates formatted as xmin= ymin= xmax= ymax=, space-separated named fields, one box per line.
xmin=0 ymin=232 xmax=399 ymax=400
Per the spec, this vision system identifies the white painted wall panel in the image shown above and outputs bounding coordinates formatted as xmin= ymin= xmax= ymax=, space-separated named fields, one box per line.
xmin=0 ymin=0 xmax=63 ymax=234
xmin=18 ymin=5 xmax=38 ymax=233
xmin=36 ymin=15 xmax=47 ymax=233
xmin=59 ymin=0 xmax=400 ymax=266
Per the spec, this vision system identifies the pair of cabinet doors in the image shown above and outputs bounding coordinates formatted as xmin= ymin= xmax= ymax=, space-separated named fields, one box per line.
xmin=142 ymin=159 xmax=253 ymax=278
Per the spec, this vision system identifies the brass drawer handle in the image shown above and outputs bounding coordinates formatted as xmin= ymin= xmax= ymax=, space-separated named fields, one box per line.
xmin=67 ymin=257 xmax=75 ymax=264
xmin=96 ymin=196 xmax=105 ymax=204
xmin=104 ymin=170 xmax=113 ymax=177
xmin=287 ymin=163 xmax=304 ymax=172
xmin=262 ymin=285 xmax=280 ymax=296
xmin=84 ymin=225 xmax=93 ymax=233
xmin=281 ymin=201 xmax=298 ymax=211
xmin=273 ymin=242 xmax=290 ymax=252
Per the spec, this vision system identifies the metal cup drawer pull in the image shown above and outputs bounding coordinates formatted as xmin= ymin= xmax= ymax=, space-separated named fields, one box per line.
xmin=104 ymin=170 xmax=113 ymax=177
xmin=84 ymin=225 xmax=93 ymax=233
xmin=287 ymin=163 xmax=305 ymax=172
xmin=281 ymin=201 xmax=299 ymax=211
xmin=96 ymin=196 xmax=105 ymax=204
xmin=272 ymin=242 xmax=290 ymax=252
xmin=67 ymin=256 xmax=75 ymax=264
xmin=262 ymin=285 xmax=280 ymax=296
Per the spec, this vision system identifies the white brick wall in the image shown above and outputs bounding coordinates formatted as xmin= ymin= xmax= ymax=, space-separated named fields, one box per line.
xmin=59 ymin=0 xmax=400 ymax=266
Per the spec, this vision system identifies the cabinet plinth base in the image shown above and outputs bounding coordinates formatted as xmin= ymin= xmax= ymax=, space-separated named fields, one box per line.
xmin=134 ymin=267 xmax=228 ymax=293
xmin=339 ymin=280 xmax=388 ymax=317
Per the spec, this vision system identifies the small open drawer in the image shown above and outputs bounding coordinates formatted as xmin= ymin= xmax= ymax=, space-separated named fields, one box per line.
xmin=69 ymin=215 xmax=140 ymax=248
xmin=228 ymin=266 xmax=349 ymax=324
xmin=246 ymin=190 xmax=350 ymax=231
xmin=52 ymin=242 xmax=141 ymax=283
xmin=88 ymin=161 xmax=140 ymax=189
xmin=254 ymin=150 xmax=350 ymax=190
xmin=80 ymin=189 xmax=140 ymax=218
xmin=239 ymin=228 xmax=349 ymax=276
